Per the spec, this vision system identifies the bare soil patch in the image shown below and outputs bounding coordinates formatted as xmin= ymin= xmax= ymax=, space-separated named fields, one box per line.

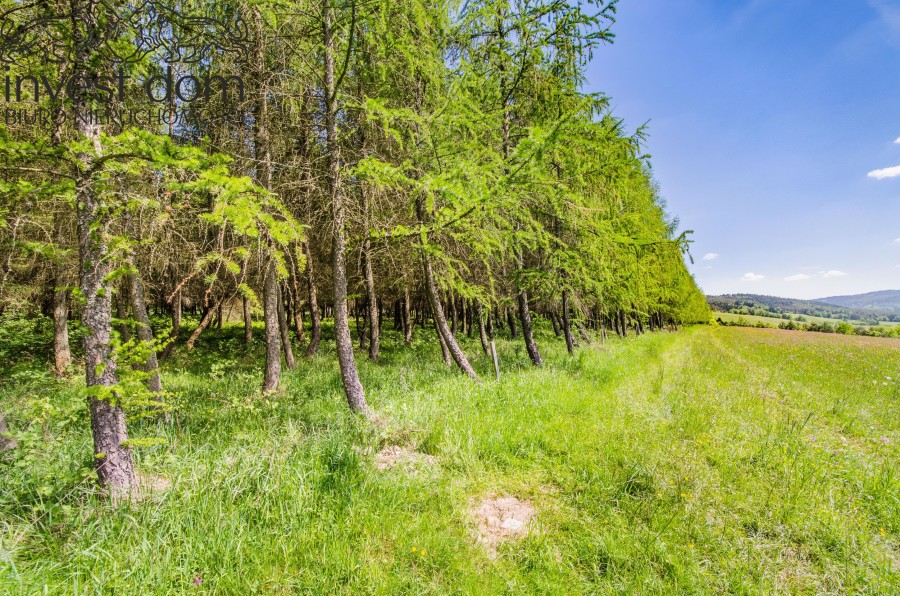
xmin=374 ymin=445 xmax=436 ymax=471
xmin=471 ymin=495 xmax=535 ymax=555
xmin=133 ymin=472 xmax=172 ymax=500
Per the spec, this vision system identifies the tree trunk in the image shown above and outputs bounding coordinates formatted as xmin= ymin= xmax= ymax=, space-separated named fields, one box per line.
xmin=53 ymin=279 xmax=71 ymax=376
xmin=159 ymin=287 xmax=181 ymax=361
xmin=561 ymin=290 xmax=575 ymax=355
xmin=127 ymin=267 xmax=163 ymax=395
xmin=364 ymin=253 xmax=379 ymax=361
xmin=0 ymin=411 xmax=17 ymax=453
xmin=288 ymin=252 xmax=305 ymax=341
xmin=277 ymin=283 xmax=296 ymax=370
xmin=116 ymin=284 xmax=131 ymax=343
xmin=186 ymin=299 xmax=221 ymax=350
xmin=517 ymin=281 xmax=543 ymax=365
xmin=324 ymin=0 xmax=369 ymax=415
xmin=549 ymin=309 xmax=561 ymax=337
xmin=434 ymin=314 xmax=452 ymax=366
xmin=450 ymin=293 xmax=458 ymax=335
xmin=422 ymin=256 xmax=479 ymax=379
xmin=358 ymin=299 xmax=368 ymax=351
xmin=506 ymin=309 xmax=518 ymax=338
xmin=303 ymin=241 xmax=322 ymax=356
xmin=75 ymin=117 xmax=134 ymax=499
xmin=403 ymin=286 xmax=413 ymax=345
xmin=52 ymin=212 xmax=71 ymax=376
xmin=262 ymin=264 xmax=282 ymax=392
xmin=253 ymin=8 xmax=284 ymax=392
xmin=476 ymin=302 xmax=490 ymax=355
xmin=576 ymin=321 xmax=592 ymax=345
xmin=243 ymin=295 xmax=253 ymax=343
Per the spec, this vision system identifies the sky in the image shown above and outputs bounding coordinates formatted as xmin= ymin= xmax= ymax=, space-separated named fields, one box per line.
xmin=585 ymin=0 xmax=900 ymax=299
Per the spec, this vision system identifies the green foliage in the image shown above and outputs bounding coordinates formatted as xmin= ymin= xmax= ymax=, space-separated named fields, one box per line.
xmin=1 ymin=323 xmax=897 ymax=592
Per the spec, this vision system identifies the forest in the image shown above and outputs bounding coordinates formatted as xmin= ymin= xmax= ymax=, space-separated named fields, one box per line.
xmin=707 ymin=294 xmax=900 ymax=323
xmin=0 ymin=0 xmax=709 ymax=500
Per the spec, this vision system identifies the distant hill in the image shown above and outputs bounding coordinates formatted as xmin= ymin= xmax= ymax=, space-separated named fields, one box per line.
xmin=814 ymin=290 xmax=900 ymax=312
xmin=706 ymin=293 xmax=900 ymax=322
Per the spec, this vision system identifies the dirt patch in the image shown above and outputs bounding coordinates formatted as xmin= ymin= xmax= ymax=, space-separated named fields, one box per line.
xmin=374 ymin=445 xmax=436 ymax=471
xmin=471 ymin=495 xmax=535 ymax=555
xmin=133 ymin=472 xmax=172 ymax=500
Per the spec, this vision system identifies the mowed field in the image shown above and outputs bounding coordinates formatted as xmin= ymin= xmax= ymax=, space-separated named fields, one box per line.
xmin=1 ymin=325 xmax=898 ymax=593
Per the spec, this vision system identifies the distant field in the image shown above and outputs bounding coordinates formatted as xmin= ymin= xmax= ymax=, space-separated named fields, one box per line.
xmin=2 ymin=325 xmax=898 ymax=593
xmin=715 ymin=311 xmax=898 ymax=328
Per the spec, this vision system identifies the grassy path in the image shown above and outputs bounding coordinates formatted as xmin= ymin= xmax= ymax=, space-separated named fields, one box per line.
xmin=1 ymin=326 xmax=898 ymax=593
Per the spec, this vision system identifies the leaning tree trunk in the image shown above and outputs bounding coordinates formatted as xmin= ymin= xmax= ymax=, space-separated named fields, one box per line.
xmin=561 ymin=290 xmax=575 ymax=355
xmin=324 ymin=0 xmax=370 ymax=415
xmin=517 ymin=270 xmax=543 ymax=365
xmin=422 ymin=255 xmax=479 ymax=379
xmin=434 ymin=315 xmax=452 ymax=366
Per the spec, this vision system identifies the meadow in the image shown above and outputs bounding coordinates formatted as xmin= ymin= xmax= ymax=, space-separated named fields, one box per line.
xmin=1 ymin=323 xmax=898 ymax=593
xmin=714 ymin=311 xmax=899 ymax=329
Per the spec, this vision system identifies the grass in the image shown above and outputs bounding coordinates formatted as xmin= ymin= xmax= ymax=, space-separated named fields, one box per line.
xmin=715 ymin=311 xmax=899 ymax=328
xmin=1 ymin=322 xmax=899 ymax=593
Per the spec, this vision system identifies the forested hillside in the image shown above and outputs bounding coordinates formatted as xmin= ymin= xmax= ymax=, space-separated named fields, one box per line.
xmin=0 ymin=0 xmax=708 ymax=500
xmin=815 ymin=290 xmax=900 ymax=312
xmin=707 ymin=294 xmax=899 ymax=322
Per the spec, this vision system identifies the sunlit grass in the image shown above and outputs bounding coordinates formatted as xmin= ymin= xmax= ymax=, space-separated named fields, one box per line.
xmin=1 ymin=323 xmax=898 ymax=593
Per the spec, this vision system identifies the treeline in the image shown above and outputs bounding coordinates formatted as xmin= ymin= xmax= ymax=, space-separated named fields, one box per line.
xmin=716 ymin=316 xmax=900 ymax=339
xmin=707 ymin=294 xmax=899 ymax=323
xmin=0 ymin=0 xmax=708 ymax=498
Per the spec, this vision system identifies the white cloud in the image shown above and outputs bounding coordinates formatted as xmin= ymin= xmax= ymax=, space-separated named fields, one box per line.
xmin=741 ymin=272 xmax=765 ymax=282
xmin=702 ymin=253 xmax=719 ymax=261
xmin=785 ymin=273 xmax=811 ymax=281
xmin=868 ymin=165 xmax=900 ymax=179
xmin=894 ymin=237 xmax=900 ymax=244
xmin=895 ymin=137 xmax=900 ymax=144
xmin=823 ymin=270 xmax=848 ymax=278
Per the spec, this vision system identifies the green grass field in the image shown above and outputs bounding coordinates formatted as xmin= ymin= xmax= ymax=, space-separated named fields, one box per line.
xmin=2 ymin=325 xmax=899 ymax=593
xmin=715 ymin=311 xmax=899 ymax=329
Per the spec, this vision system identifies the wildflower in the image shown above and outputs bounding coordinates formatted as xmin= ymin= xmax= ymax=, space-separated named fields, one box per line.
xmin=420 ymin=549 xmax=427 ymax=557
xmin=681 ymin=493 xmax=688 ymax=498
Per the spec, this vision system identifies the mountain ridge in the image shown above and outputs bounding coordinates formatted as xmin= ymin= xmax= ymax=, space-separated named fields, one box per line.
xmin=813 ymin=289 xmax=900 ymax=312
xmin=706 ymin=292 xmax=900 ymax=321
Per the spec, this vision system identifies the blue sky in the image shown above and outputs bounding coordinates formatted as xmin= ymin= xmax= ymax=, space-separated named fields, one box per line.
xmin=585 ymin=0 xmax=900 ymax=299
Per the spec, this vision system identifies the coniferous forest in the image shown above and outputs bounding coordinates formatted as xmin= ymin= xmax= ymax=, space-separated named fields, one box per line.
xmin=0 ymin=0 xmax=707 ymax=496
xmin=5 ymin=1 xmax=895 ymax=593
